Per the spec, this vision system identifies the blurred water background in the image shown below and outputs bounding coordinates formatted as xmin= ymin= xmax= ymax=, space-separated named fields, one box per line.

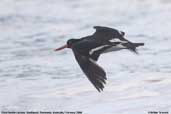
xmin=0 ymin=0 xmax=171 ymax=114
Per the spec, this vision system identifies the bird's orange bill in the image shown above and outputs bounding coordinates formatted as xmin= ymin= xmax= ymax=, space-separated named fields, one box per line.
xmin=54 ymin=44 xmax=68 ymax=51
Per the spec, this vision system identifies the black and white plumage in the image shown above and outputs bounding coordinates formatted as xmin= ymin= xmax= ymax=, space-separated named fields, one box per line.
xmin=55 ymin=26 xmax=144 ymax=92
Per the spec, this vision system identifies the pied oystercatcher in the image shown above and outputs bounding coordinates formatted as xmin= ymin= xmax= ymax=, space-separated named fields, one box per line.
xmin=54 ymin=26 xmax=144 ymax=92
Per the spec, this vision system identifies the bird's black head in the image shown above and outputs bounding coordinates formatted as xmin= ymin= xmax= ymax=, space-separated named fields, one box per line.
xmin=66 ymin=39 xmax=79 ymax=48
xmin=54 ymin=38 xmax=79 ymax=51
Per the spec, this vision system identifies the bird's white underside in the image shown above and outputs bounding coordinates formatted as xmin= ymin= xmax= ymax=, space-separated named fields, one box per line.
xmin=109 ymin=38 xmax=128 ymax=43
xmin=89 ymin=39 xmax=128 ymax=55
xmin=89 ymin=44 xmax=126 ymax=55
xmin=103 ymin=45 xmax=126 ymax=53
xmin=89 ymin=45 xmax=109 ymax=55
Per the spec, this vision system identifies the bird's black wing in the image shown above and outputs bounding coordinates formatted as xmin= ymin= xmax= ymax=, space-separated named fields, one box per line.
xmin=72 ymin=47 xmax=107 ymax=92
xmin=92 ymin=26 xmax=126 ymax=42
xmin=93 ymin=26 xmax=143 ymax=53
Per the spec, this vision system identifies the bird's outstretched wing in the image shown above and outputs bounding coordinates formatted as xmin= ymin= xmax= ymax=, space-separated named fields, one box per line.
xmin=93 ymin=26 xmax=143 ymax=53
xmin=92 ymin=26 xmax=126 ymax=42
xmin=72 ymin=48 xmax=107 ymax=92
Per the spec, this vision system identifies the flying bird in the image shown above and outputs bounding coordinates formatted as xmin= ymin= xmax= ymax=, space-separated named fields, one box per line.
xmin=54 ymin=26 xmax=144 ymax=92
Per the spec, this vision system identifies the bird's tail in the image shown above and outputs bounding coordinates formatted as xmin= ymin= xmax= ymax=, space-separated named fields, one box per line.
xmin=123 ymin=42 xmax=144 ymax=54
xmin=133 ymin=43 xmax=144 ymax=47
